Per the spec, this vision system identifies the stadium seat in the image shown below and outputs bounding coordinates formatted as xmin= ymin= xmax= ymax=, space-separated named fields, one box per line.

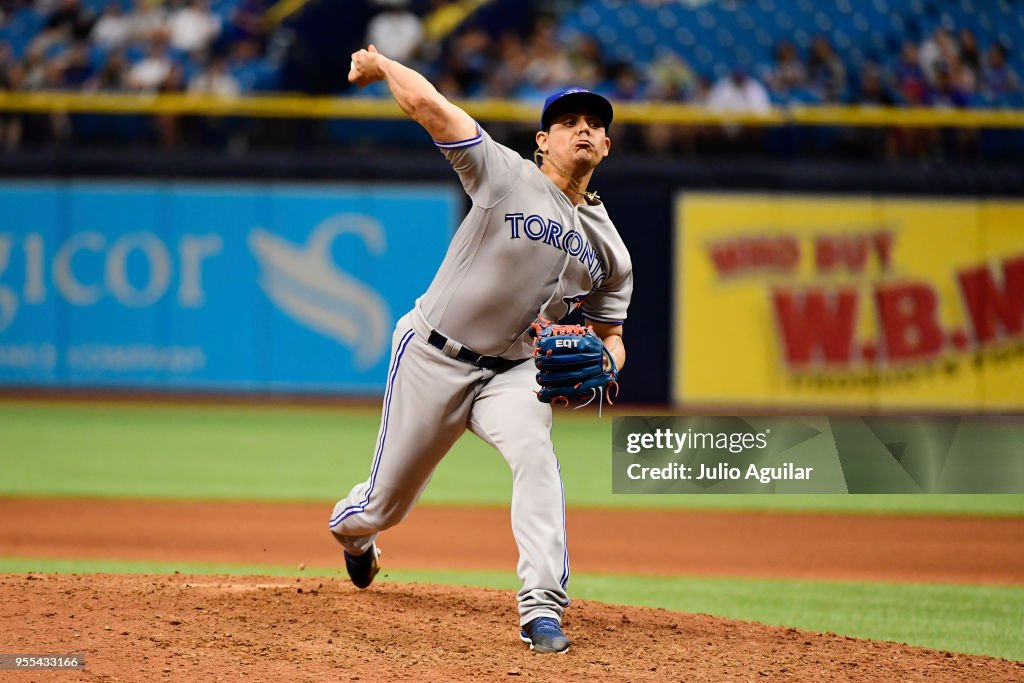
xmin=561 ymin=0 xmax=1024 ymax=107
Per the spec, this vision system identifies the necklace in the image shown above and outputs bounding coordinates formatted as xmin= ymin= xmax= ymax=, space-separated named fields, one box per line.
xmin=533 ymin=150 xmax=600 ymax=204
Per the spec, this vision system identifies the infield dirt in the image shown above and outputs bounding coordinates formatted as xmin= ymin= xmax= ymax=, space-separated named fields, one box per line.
xmin=1 ymin=498 xmax=1023 ymax=681
xmin=3 ymin=573 xmax=1023 ymax=682
xmin=2 ymin=499 xmax=1023 ymax=584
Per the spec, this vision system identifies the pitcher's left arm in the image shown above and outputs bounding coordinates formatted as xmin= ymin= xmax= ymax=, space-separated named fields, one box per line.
xmin=587 ymin=321 xmax=625 ymax=371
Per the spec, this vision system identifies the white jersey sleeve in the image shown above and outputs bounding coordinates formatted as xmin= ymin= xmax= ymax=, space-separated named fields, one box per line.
xmin=434 ymin=125 xmax=524 ymax=209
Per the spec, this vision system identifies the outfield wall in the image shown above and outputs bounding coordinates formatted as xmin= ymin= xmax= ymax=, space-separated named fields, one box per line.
xmin=674 ymin=194 xmax=1024 ymax=411
xmin=0 ymin=180 xmax=458 ymax=393
xmin=0 ymin=152 xmax=1021 ymax=407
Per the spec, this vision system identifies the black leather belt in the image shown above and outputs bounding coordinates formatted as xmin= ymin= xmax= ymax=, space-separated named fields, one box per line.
xmin=428 ymin=330 xmax=526 ymax=372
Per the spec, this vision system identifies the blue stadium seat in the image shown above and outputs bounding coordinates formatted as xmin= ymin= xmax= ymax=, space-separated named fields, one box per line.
xmin=1 ymin=8 xmax=45 ymax=57
xmin=612 ymin=43 xmax=635 ymax=64
xmin=675 ymin=27 xmax=696 ymax=48
xmin=579 ymin=5 xmax=600 ymax=28
xmin=88 ymin=44 xmax=107 ymax=70
xmin=560 ymin=0 xmax=1024 ymax=109
xmin=616 ymin=6 xmax=638 ymax=29
xmin=9 ymin=0 xmax=1024 ymax=113
xmin=635 ymin=25 xmax=657 ymax=48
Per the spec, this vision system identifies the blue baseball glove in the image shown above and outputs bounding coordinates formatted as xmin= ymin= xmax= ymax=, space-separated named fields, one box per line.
xmin=531 ymin=319 xmax=618 ymax=409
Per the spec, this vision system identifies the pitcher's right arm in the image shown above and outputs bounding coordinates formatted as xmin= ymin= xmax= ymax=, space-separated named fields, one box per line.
xmin=349 ymin=44 xmax=477 ymax=145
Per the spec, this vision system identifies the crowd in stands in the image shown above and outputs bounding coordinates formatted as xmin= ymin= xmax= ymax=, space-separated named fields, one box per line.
xmin=372 ymin=1 xmax=1020 ymax=158
xmin=0 ymin=0 xmax=275 ymax=92
xmin=0 ymin=0 xmax=1021 ymax=153
xmin=429 ymin=1 xmax=1020 ymax=158
xmin=413 ymin=14 xmax=1020 ymax=110
xmin=0 ymin=0 xmax=277 ymax=145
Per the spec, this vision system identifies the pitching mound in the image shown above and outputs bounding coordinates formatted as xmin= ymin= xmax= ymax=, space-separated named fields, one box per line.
xmin=3 ymin=573 xmax=1020 ymax=682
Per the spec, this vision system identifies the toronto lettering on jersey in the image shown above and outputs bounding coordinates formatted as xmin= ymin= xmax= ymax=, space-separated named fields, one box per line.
xmin=504 ymin=213 xmax=606 ymax=287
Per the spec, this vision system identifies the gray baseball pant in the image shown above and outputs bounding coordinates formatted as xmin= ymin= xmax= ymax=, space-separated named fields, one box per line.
xmin=328 ymin=309 xmax=570 ymax=625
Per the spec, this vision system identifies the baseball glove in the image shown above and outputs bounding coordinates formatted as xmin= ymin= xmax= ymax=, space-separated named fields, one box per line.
xmin=531 ymin=319 xmax=619 ymax=409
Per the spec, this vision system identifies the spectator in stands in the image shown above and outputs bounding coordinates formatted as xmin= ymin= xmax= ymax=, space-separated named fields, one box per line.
xmin=160 ymin=60 xmax=185 ymax=93
xmin=86 ymin=48 xmax=128 ymax=90
xmin=707 ymin=66 xmax=771 ymax=114
xmin=153 ymin=60 xmax=186 ymax=146
xmin=930 ymin=65 xmax=970 ymax=108
xmin=522 ymin=15 xmax=572 ymax=91
xmin=227 ymin=36 xmax=260 ymax=84
xmin=852 ymin=63 xmax=895 ymax=106
xmin=647 ymin=47 xmax=696 ymax=101
xmin=435 ymin=70 xmax=464 ymax=98
xmin=29 ymin=57 xmax=73 ymax=142
xmin=61 ymin=41 xmax=93 ymax=86
xmin=20 ymin=43 xmax=48 ymax=89
xmin=844 ymin=62 xmax=898 ymax=159
xmin=919 ymin=26 xmax=957 ymax=86
xmin=768 ymin=40 xmax=806 ymax=95
xmin=949 ymin=55 xmax=977 ymax=98
xmin=365 ymin=0 xmax=423 ymax=64
xmin=221 ymin=0 xmax=268 ymax=50
xmin=693 ymin=74 xmax=712 ymax=105
xmin=640 ymin=56 xmax=703 ymax=157
xmin=566 ymin=34 xmax=607 ymax=90
xmin=0 ymin=41 xmax=13 ymax=84
xmin=189 ymin=54 xmax=240 ymax=96
xmin=706 ymin=67 xmax=770 ymax=152
xmin=895 ymin=40 xmax=928 ymax=105
xmin=0 ymin=40 xmax=22 ymax=148
xmin=40 ymin=0 xmax=95 ymax=44
xmin=981 ymin=44 xmax=1019 ymax=99
xmin=91 ymin=2 xmax=132 ymax=49
xmin=957 ymin=28 xmax=981 ymax=80
xmin=610 ymin=63 xmax=642 ymax=102
xmin=932 ymin=60 xmax=979 ymax=157
xmin=128 ymin=37 xmax=173 ymax=90
xmin=3 ymin=0 xmax=1020 ymax=155
xmin=167 ymin=0 xmax=220 ymax=56
xmin=441 ymin=26 xmax=490 ymax=95
xmin=126 ymin=0 xmax=167 ymax=46
xmin=39 ymin=58 xmax=67 ymax=89
xmin=887 ymin=43 xmax=937 ymax=158
xmin=482 ymin=32 xmax=527 ymax=98
xmin=190 ymin=54 xmax=244 ymax=148
xmin=806 ymin=34 xmax=845 ymax=101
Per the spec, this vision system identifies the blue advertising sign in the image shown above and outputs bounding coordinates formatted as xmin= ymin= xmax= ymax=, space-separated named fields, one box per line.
xmin=0 ymin=181 xmax=459 ymax=393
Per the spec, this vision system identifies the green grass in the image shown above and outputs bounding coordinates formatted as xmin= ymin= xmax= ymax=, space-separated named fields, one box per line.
xmin=2 ymin=402 xmax=1023 ymax=515
xmin=566 ymin=574 xmax=1024 ymax=663
xmin=2 ymin=557 xmax=1021 ymax=662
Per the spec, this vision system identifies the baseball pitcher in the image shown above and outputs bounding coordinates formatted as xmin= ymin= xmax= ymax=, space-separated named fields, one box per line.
xmin=330 ymin=44 xmax=632 ymax=654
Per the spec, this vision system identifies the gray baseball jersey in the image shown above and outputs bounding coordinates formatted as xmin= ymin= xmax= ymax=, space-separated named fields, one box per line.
xmin=329 ymin=124 xmax=632 ymax=628
xmin=421 ymin=126 xmax=632 ymax=357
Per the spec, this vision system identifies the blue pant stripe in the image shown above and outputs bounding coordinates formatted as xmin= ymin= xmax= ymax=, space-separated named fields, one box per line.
xmin=329 ymin=328 xmax=415 ymax=529
xmin=557 ymin=459 xmax=570 ymax=589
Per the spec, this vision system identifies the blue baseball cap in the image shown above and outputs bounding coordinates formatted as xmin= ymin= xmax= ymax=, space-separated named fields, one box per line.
xmin=540 ymin=87 xmax=614 ymax=131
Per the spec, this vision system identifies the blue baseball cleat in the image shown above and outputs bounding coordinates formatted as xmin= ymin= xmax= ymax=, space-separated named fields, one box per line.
xmin=519 ymin=616 xmax=571 ymax=653
xmin=343 ymin=544 xmax=381 ymax=589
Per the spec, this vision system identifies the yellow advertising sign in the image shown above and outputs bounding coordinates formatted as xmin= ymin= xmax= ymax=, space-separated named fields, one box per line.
xmin=673 ymin=194 xmax=1024 ymax=410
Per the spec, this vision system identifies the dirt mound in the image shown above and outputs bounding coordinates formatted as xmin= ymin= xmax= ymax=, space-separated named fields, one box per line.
xmin=2 ymin=573 xmax=1020 ymax=682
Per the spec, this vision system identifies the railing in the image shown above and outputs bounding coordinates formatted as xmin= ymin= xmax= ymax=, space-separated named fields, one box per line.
xmin=2 ymin=92 xmax=1023 ymax=128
